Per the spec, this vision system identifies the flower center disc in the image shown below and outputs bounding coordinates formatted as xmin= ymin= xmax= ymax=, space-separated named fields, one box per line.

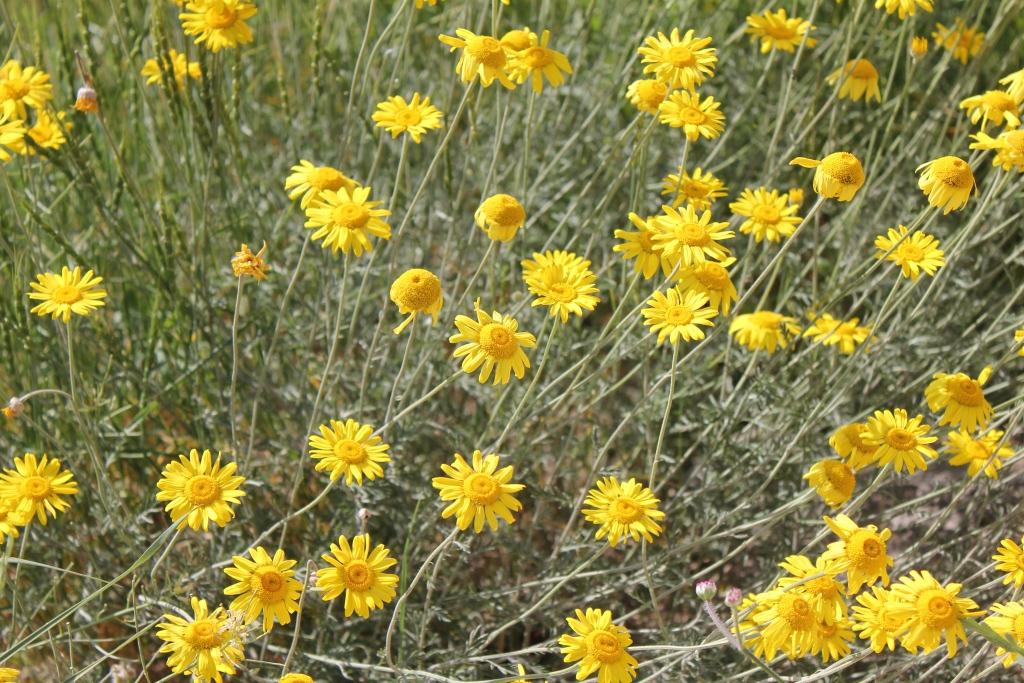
xmin=695 ymin=264 xmax=727 ymax=290
xmin=204 ymin=4 xmax=238 ymax=29
xmin=309 ymin=167 xmax=345 ymax=191
xmin=251 ymin=567 xmax=286 ymax=597
xmin=185 ymin=475 xmax=221 ymax=506
xmin=752 ymin=204 xmax=781 ymax=224
xmin=766 ymin=25 xmax=796 ymax=40
xmin=1012 ymin=614 xmax=1024 ymax=643
xmin=52 ymin=285 xmax=83 ymax=305
xmin=848 ymin=59 xmax=876 ymax=79
xmin=588 ymin=630 xmax=623 ymax=663
xmin=463 ymin=472 xmax=500 ymax=505
xmin=667 ymin=45 xmax=695 ymax=67
xmin=822 ymin=461 xmax=852 ymax=490
xmin=479 ymin=323 xmax=517 ymax=359
xmin=896 ymin=243 xmax=925 ymax=263
xmin=23 ymin=476 xmax=51 ymax=500
xmin=546 ymin=282 xmax=577 ymax=303
xmin=4 ymin=79 xmax=29 ymax=99
xmin=610 ymin=497 xmax=642 ymax=523
xmin=679 ymin=107 xmax=706 ymax=125
xmin=679 ymin=222 xmax=708 ymax=245
xmin=332 ymin=202 xmax=371 ymax=229
xmin=859 ymin=536 xmax=883 ymax=559
xmin=395 ymin=107 xmax=422 ymax=126
xmin=344 ymin=560 xmax=372 ymax=591
xmin=523 ymin=47 xmax=552 ymax=68
xmin=821 ymin=153 xmax=862 ymax=184
xmin=951 ymin=377 xmax=982 ymax=406
xmin=918 ymin=590 xmax=957 ymax=628
xmin=935 ymin=158 xmax=972 ymax=188
xmin=483 ymin=197 xmax=524 ymax=227
xmin=885 ymin=427 xmax=916 ymax=451
xmin=333 ymin=439 xmax=367 ymax=464
xmin=665 ymin=306 xmax=693 ymax=326
xmin=184 ymin=619 xmax=222 ymax=649
xmin=467 ymin=37 xmax=506 ymax=67
xmin=779 ymin=594 xmax=813 ymax=628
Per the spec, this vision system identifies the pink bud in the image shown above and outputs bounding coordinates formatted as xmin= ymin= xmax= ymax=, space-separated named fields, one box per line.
xmin=695 ymin=580 xmax=717 ymax=601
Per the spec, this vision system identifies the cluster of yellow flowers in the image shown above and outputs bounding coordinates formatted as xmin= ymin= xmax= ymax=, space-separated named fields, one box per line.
xmin=0 ymin=58 xmax=68 ymax=160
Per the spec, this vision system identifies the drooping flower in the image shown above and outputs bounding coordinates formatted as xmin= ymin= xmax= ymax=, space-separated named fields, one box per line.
xmin=924 ymin=367 xmax=993 ymax=432
xmin=802 ymin=314 xmax=870 ymax=354
xmin=885 ymin=570 xmax=981 ymax=657
xmin=0 ymin=453 xmax=78 ymax=526
xmin=625 ymin=78 xmax=668 ymax=115
xmin=861 ymin=408 xmax=938 ymax=474
xmin=960 ymin=90 xmax=1020 ymax=130
xmin=304 ymin=185 xmax=391 ymax=256
xmin=729 ymin=311 xmax=800 ymax=353
xmin=827 ymin=59 xmax=882 ymax=103
xmin=873 ymin=225 xmax=945 ymax=280
xmin=141 ymin=49 xmax=202 ymax=89
xmin=317 ymin=533 xmax=399 ymax=617
xmin=179 ymin=0 xmax=258 ymax=52
xmin=431 ymin=451 xmax=524 ymax=533
xmin=994 ymin=537 xmax=1024 ymax=588
xmin=73 ymin=84 xmax=98 ymax=114
xmin=521 ymin=252 xmax=600 ymax=323
xmin=155 ymin=449 xmax=246 ymax=531
xmin=231 ymin=242 xmax=270 ymax=280
xmin=641 ymin=287 xmax=716 ymax=345
xmin=613 ymin=213 xmax=675 ymax=280
xmin=372 ymin=93 xmax=444 ymax=144
xmin=657 ymin=91 xmax=725 ymax=141
xmin=157 ymin=596 xmax=244 ymax=683
xmin=729 ymin=187 xmax=802 ymax=243
xmin=223 ymin=547 xmax=302 ymax=632
xmin=984 ymin=602 xmax=1024 ymax=667
xmin=674 ymin=257 xmax=738 ymax=315
xmin=507 ymin=29 xmax=573 ymax=93
xmin=660 ymin=166 xmax=728 ymax=210
xmin=745 ymin=9 xmax=816 ymax=54
xmin=875 ymin=0 xmax=932 ymax=19
xmin=803 ymin=459 xmax=856 ymax=508
xmin=933 ymin=19 xmax=984 ymax=64
xmin=308 ymin=419 xmax=390 ymax=486
xmin=559 ymin=608 xmax=639 ymax=683
xmin=829 ymin=422 xmax=878 ymax=470
xmin=917 ymin=155 xmax=976 ymax=214
xmin=777 ymin=554 xmax=847 ymax=624
xmin=821 ymin=514 xmax=893 ymax=594
xmin=27 ymin=266 xmax=107 ymax=323
xmin=449 ymin=301 xmax=536 ymax=384
xmin=582 ymin=477 xmax=665 ymax=546
xmin=0 ymin=60 xmax=53 ymax=119
xmin=851 ymin=586 xmax=905 ymax=653
xmin=650 ymin=204 xmax=733 ymax=265
xmin=638 ymin=29 xmax=716 ymax=91
xmin=946 ymin=428 xmax=1010 ymax=479
xmin=475 ymin=193 xmax=526 ymax=242
xmin=284 ymin=160 xmax=357 ymax=209
xmin=790 ymin=152 xmax=865 ymax=201
xmin=970 ymin=129 xmax=1024 ymax=172
xmin=438 ymin=29 xmax=514 ymax=89
xmin=390 ymin=268 xmax=443 ymax=333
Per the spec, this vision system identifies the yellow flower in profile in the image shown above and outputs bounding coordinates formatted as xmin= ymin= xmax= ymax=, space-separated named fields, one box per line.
xmin=27 ymin=266 xmax=107 ymax=323
xmin=638 ymin=28 xmax=716 ymax=91
xmin=933 ymin=19 xmax=983 ymax=64
xmin=851 ymin=586 xmax=904 ymax=653
xmin=157 ymin=596 xmax=243 ymax=682
xmin=886 ymin=570 xmax=981 ymax=657
xmin=279 ymin=674 xmax=314 ymax=683
xmin=960 ymin=90 xmax=1020 ymax=130
xmin=910 ymin=36 xmax=929 ymax=60
xmin=829 ymin=422 xmax=878 ymax=470
xmin=803 ymin=459 xmax=855 ymax=508
xmin=372 ymin=93 xmax=444 ymax=144
xmin=475 ymin=193 xmax=526 ymax=241
xmin=875 ymin=0 xmax=932 ymax=19
xmin=745 ymin=9 xmax=816 ymax=54
xmin=790 ymin=152 xmax=865 ymax=201
xmin=308 ymin=419 xmax=390 ymax=486
xmin=390 ymin=268 xmax=443 ymax=333
xmin=625 ymin=78 xmax=668 ymax=114
xmin=873 ymin=225 xmax=944 ymax=280
xmin=141 ymin=49 xmax=202 ymax=88
xmin=827 ymin=59 xmax=881 ymax=103
xmin=583 ymin=477 xmax=665 ymax=546
xmin=729 ymin=311 xmax=800 ymax=353
xmin=657 ymin=91 xmax=725 ymax=141
xmin=821 ymin=514 xmax=893 ymax=594
xmin=651 ymin=204 xmax=733 ymax=265
xmin=641 ymin=287 xmax=716 ymax=345
xmin=613 ymin=213 xmax=675 ymax=280
xmin=0 ymin=111 xmax=26 ymax=162
xmin=438 ymin=29 xmax=514 ymax=89
xmin=802 ymin=314 xmax=870 ymax=354
xmin=0 ymin=453 xmax=77 ymax=526
xmin=862 ymin=408 xmax=938 ymax=474
xmin=25 ymin=110 xmax=70 ymax=153
xmin=749 ymin=589 xmax=818 ymax=659
xmin=304 ymin=185 xmax=392 ymax=257
xmin=729 ymin=187 xmax=802 ymax=243
xmin=994 ymin=537 xmax=1024 ymax=588
xmin=925 ymin=367 xmax=993 ymax=432
xmin=449 ymin=301 xmax=536 ymax=384
xmin=777 ymin=555 xmax=847 ymax=624
xmin=500 ymin=27 xmax=533 ymax=52
xmin=521 ymin=252 xmax=600 ymax=323
xmin=231 ymin=242 xmax=270 ymax=280
xmin=317 ymin=533 xmax=399 ymax=617
xmin=1000 ymin=68 xmax=1024 ymax=103
xmin=984 ymin=601 xmax=1024 ymax=667
xmin=224 ymin=546 xmax=302 ymax=632
xmin=180 ymin=0 xmax=257 ymax=52
xmin=559 ymin=608 xmax=639 ymax=683
xmin=431 ymin=451 xmax=524 ymax=533
xmin=284 ymin=160 xmax=357 ymax=209
xmin=660 ymin=166 xmax=727 ymax=210
xmin=155 ymin=449 xmax=246 ymax=531
xmin=508 ymin=29 xmax=573 ymax=93
xmin=946 ymin=428 xmax=1010 ymax=479
xmin=971 ymin=129 xmax=1024 ymax=172
xmin=674 ymin=257 xmax=738 ymax=315
xmin=0 ymin=60 xmax=53 ymax=119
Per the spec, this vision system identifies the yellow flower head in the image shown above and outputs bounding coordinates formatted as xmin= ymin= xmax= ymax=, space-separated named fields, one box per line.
xmin=802 ymin=313 xmax=870 ymax=355
xmin=507 ymin=29 xmax=573 ymax=94
xmin=317 ymin=533 xmax=399 ymax=617
xmin=431 ymin=450 xmax=524 ymax=533
xmin=449 ymin=301 xmax=536 ymax=384
xmin=0 ymin=111 xmax=26 ymax=162
xmin=650 ymin=204 xmax=733 ymax=265
xmin=873 ymin=225 xmax=944 ymax=280
xmin=521 ymin=251 xmax=600 ymax=324
xmin=0 ymin=668 xmax=18 ymax=683
xmin=0 ymin=497 xmax=28 ymax=542
xmin=438 ymin=29 xmax=514 ymax=89
xmin=27 ymin=266 xmax=107 ymax=323
xmin=224 ymin=546 xmax=302 ymax=632
xmin=657 ymin=90 xmax=725 ymax=141
xmin=625 ymin=78 xmax=668 ymax=115
xmin=803 ymin=459 xmax=856 ymax=508
xmin=821 ymin=513 xmax=893 ymax=594
xmin=641 ymin=287 xmax=717 ymax=345
xmin=582 ymin=476 xmax=666 ymax=546
xmin=157 ymin=596 xmax=244 ymax=682
xmin=0 ymin=60 xmax=53 ymax=119
xmin=308 ymin=418 xmax=390 ymax=486
xmin=660 ymin=166 xmax=728 ymax=210
xmin=613 ymin=213 xmax=676 ymax=280
xmin=284 ymin=160 xmax=357 ymax=209
xmin=971 ymin=129 xmax=1024 ymax=172
xmin=875 ymin=0 xmax=933 ymax=19
xmin=933 ymin=19 xmax=983 ymax=64
xmin=790 ymin=152 xmax=865 ymax=201
xmin=984 ymin=601 xmax=1024 ymax=666
xmin=729 ymin=187 xmax=802 ymax=243
xmin=304 ymin=185 xmax=392 ymax=257
xmin=960 ymin=90 xmax=1020 ymax=130
xmin=925 ymin=366 xmax=993 ymax=432
xmin=910 ymin=36 xmax=929 ymax=59
xmin=500 ymin=27 xmax=533 ymax=52
xmin=862 ymin=408 xmax=938 ymax=474
xmin=729 ymin=311 xmax=800 ymax=353
xmin=994 ymin=538 xmax=1024 ymax=589
xmin=828 ymin=422 xmax=879 ymax=470
xmin=10 ymin=110 xmax=70 ymax=156
xmin=674 ymin=257 xmax=738 ymax=315
xmin=745 ymin=9 xmax=816 ymax=54
xmin=827 ymin=59 xmax=882 ymax=103
xmin=559 ymin=608 xmax=639 ymax=683
xmin=372 ymin=93 xmax=444 ymax=144
xmin=475 ymin=193 xmax=526 ymax=242
xmin=809 ymin=618 xmax=855 ymax=663
xmin=279 ymin=674 xmax=314 ymax=683
xmin=231 ymin=242 xmax=270 ymax=280
xmin=777 ymin=554 xmax=847 ymax=624
xmin=946 ymin=428 xmax=1010 ymax=479
xmin=390 ymin=268 xmax=443 ymax=333
xmin=851 ymin=586 xmax=904 ymax=653
xmin=155 ymin=449 xmax=246 ymax=531
xmin=141 ymin=49 xmax=202 ymax=89
xmin=180 ymin=0 xmax=257 ymax=52
xmin=638 ymin=28 xmax=716 ymax=91
xmin=0 ymin=453 xmax=78 ymax=526
xmin=750 ymin=589 xmax=818 ymax=659
xmin=886 ymin=570 xmax=981 ymax=657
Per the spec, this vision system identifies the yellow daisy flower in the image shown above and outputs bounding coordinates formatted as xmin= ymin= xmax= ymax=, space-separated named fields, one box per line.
xmin=790 ymin=152 xmax=865 ymax=201
xmin=179 ymin=0 xmax=257 ymax=52
xmin=674 ymin=257 xmax=738 ymax=315
xmin=729 ymin=311 xmax=800 ymax=353
xmin=284 ymin=160 xmax=357 ymax=209
xmin=507 ymin=29 xmax=573 ymax=93
xmin=0 ymin=453 xmax=78 ymax=526
xmin=0 ymin=60 xmax=53 ymax=119
xmin=431 ymin=450 xmax=524 ymax=533
xmin=372 ymin=93 xmax=444 ymax=144
xmin=390 ymin=268 xmax=443 ymax=334
xmin=0 ymin=498 xmax=28 ymax=542
xmin=729 ymin=187 xmax=802 ymax=243
xmin=875 ymin=0 xmax=932 ymax=19
xmin=829 ymin=422 xmax=879 ymax=470
xmin=304 ymin=185 xmax=392 ymax=257
xmin=613 ymin=213 xmax=675 ymax=280
xmin=223 ymin=546 xmax=303 ymax=632
xmin=0 ymin=111 xmax=27 ymax=161
xmin=851 ymin=586 xmax=904 ymax=653
xmin=308 ymin=418 xmax=390 ymax=486
xmin=917 ymin=155 xmax=977 ymax=213
xmin=827 ymin=59 xmax=881 ymax=103
xmin=750 ymin=589 xmax=818 ymax=659
xmin=745 ymin=9 xmax=816 ymax=54
xmin=141 ymin=49 xmax=202 ymax=89
xmin=808 ymin=618 xmax=855 ymax=664
xmin=777 ymin=554 xmax=847 ymax=624
xmin=231 ymin=242 xmax=270 ymax=280
xmin=641 ymin=287 xmax=717 ymax=345
xmin=803 ymin=459 xmax=856 ymax=509
xmin=559 ymin=608 xmax=639 ymax=683
xmin=802 ymin=314 xmax=870 ymax=354
xmin=660 ymin=166 xmax=728 ymax=210
xmin=933 ymin=19 xmax=984 ymax=64
xmin=886 ymin=570 xmax=981 ymax=657
xmin=521 ymin=252 xmax=600 ymax=323
xmin=994 ymin=537 xmax=1024 ymax=588
xmin=27 ymin=266 xmax=107 ymax=323
xmin=475 ymin=193 xmax=526 ymax=242
xmin=157 ymin=596 xmax=244 ymax=683
xmin=821 ymin=513 xmax=893 ymax=594
xmin=873 ymin=225 xmax=945 ymax=280
xmin=910 ymin=36 xmax=929 ymax=59
xmin=155 ymin=448 xmax=246 ymax=531
xmin=924 ymin=367 xmax=993 ymax=432
xmin=582 ymin=476 xmax=665 ymax=546
xmin=650 ymin=204 xmax=733 ymax=265
xmin=449 ymin=301 xmax=536 ymax=384
xmin=984 ymin=601 xmax=1024 ymax=666
xmin=947 ymin=428 xmax=1010 ymax=479
xmin=0 ymin=668 xmax=18 ymax=683
xmin=862 ymin=408 xmax=938 ymax=474
xmin=657 ymin=90 xmax=725 ymax=141
xmin=317 ymin=533 xmax=399 ymax=617
xmin=625 ymin=78 xmax=668 ymax=115
xmin=960 ymin=90 xmax=1020 ymax=130
xmin=638 ymin=28 xmax=716 ymax=91
xmin=438 ymin=29 xmax=514 ymax=89
xmin=971 ymin=129 xmax=1024 ymax=172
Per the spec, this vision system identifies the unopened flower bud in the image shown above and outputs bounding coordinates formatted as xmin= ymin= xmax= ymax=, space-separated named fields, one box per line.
xmin=725 ymin=587 xmax=742 ymax=608
xmin=695 ymin=580 xmax=717 ymax=601
xmin=75 ymin=84 xmax=98 ymax=113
